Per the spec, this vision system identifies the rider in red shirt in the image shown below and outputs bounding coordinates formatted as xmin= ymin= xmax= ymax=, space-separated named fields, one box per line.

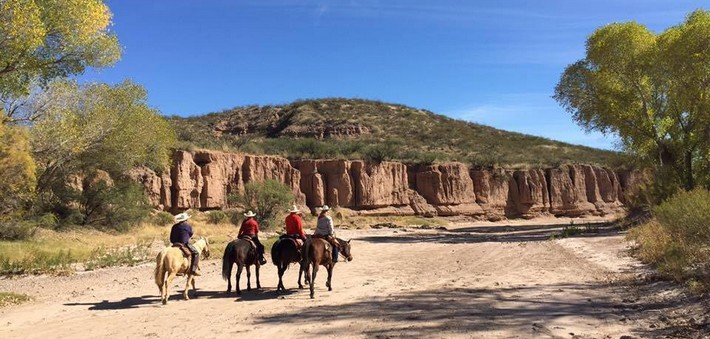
xmin=284 ymin=205 xmax=306 ymax=241
xmin=238 ymin=211 xmax=267 ymax=265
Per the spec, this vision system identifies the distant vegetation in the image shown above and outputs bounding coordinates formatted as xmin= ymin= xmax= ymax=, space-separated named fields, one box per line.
xmin=170 ymin=98 xmax=627 ymax=168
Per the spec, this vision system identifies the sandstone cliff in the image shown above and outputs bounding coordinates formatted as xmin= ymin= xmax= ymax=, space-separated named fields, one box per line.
xmin=132 ymin=150 xmax=633 ymax=220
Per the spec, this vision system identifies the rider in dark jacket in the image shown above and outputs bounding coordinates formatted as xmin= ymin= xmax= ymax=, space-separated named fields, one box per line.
xmin=170 ymin=212 xmax=200 ymax=276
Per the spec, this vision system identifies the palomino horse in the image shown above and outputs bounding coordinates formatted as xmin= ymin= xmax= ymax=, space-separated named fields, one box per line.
xmin=222 ymin=237 xmax=262 ymax=295
xmin=271 ymin=237 xmax=308 ymax=292
xmin=307 ymin=237 xmax=352 ymax=299
xmin=154 ymin=237 xmax=210 ymax=305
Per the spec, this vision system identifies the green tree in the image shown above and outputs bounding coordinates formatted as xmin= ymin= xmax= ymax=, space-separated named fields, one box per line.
xmin=0 ymin=0 xmax=120 ymax=103
xmin=30 ymin=80 xmax=177 ymax=194
xmin=554 ymin=10 xmax=710 ymax=192
xmin=235 ymin=180 xmax=295 ymax=229
xmin=0 ymin=120 xmax=35 ymax=215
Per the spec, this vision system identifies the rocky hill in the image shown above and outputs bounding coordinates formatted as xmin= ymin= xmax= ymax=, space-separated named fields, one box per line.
xmin=169 ymin=98 xmax=625 ymax=168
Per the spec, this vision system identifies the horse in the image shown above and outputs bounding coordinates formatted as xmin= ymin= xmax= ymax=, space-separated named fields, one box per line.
xmin=221 ymin=237 xmax=262 ymax=295
xmin=154 ymin=237 xmax=210 ymax=305
xmin=307 ymin=237 xmax=352 ymax=299
xmin=271 ymin=237 xmax=308 ymax=292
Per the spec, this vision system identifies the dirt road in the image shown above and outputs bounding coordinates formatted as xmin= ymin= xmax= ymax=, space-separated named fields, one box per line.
xmin=0 ymin=222 xmax=700 ymax=338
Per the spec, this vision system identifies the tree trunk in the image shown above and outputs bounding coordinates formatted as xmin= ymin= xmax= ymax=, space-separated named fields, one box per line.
xmin=685 ymin=149 xmax=694 ymax=190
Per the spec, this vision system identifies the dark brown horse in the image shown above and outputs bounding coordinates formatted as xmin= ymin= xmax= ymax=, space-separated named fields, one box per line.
xmin=221 ymin=238 xmax=261 ymax=295
xmin=271 ymin=237 xmax=308 ymax=292
xmin=307 ymin=237 xmax=352 ymax=299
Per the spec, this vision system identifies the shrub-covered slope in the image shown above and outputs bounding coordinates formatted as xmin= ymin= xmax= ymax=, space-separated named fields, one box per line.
xmin=169 ymin=98 xmax=624 ymax=167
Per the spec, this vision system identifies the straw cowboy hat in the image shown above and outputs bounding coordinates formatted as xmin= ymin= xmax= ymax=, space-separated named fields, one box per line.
xmin=320 ymin=205 xmax=330 ymax=211
xmin=174 ymin=212 xmax=191 ymax=223
xmin=244 ymin=210 xmax=256 ymax=217
xmin=288 ymin=205 xmax=300 ymax=213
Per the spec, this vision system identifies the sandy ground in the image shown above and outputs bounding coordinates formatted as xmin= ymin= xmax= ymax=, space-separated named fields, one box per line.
xmin=1 ymin=219 xmax=707 ymax=338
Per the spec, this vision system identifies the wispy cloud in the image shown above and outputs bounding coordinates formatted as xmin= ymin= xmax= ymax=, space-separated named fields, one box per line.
xmin=446 ymin=95 xmax=619 ymax=150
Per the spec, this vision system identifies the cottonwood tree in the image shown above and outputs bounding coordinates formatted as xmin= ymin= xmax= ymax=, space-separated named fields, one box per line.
xmin=30 ymin=80 xmax=177 ymax=202
xmin=0 ymin=0 xmax=120 ymax=105
xmin=554 ymin=10 xmax=709 ymax=192
xmin=0 ymin=122 xmax=35 ymax=215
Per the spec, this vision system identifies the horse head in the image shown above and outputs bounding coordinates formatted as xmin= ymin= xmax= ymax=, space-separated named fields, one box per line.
xmin=337 ymin=238 xmax=353 ymax=262
xmin=197 ymin=236 xmax=211 ymax=259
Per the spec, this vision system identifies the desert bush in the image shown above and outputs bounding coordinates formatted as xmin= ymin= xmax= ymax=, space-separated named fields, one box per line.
xmin=151 ymin=211 xmax=175 ymax=226
xmin=234 ymin=180 xmax=294 ymax=229
xmin=0 ymin=220 xmax=36 ymax=241
xmin=0 ymin=250 xmax=74 ymax=275
xmin=0 ymin=292 xmax=31 ymax=307
xmin=629 ymin=188 xmax=710 ymax=290
xmin=206 ymin=210 xmax=228 ymax=224
xmin=76 ymin=181 xmax=151 ymax=232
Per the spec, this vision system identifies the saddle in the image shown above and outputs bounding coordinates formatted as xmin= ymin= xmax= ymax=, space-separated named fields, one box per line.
xmin=172 ymin=243 xmax=191 ymax=258
xmin=238 ymin=235 xmax=257 ymax=251
xmin=283 ymin=237 xmax=304 ymax=249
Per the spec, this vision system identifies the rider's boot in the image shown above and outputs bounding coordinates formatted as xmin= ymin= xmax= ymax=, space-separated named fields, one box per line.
xmin=190 ymin=254 xmax=201 ymax=276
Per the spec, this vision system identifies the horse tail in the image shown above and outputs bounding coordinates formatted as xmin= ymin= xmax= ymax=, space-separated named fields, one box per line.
xmin=271 ymin=239 xmax=281 ymax=266
xmin=154 ymin=249 xmax=166 ymax=287
xmin=221 ymin=241 xmax=236 ymax=281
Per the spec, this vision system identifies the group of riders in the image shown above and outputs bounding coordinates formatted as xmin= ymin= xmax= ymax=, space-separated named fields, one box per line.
xmin=169 ymin=204 xmax=341 ymax=276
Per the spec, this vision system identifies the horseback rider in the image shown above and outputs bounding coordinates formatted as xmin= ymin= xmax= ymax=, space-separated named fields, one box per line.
xmin=170 ymin=212 xmax=201 ymax=276
xmin=313 ymin=205 xmax=339 ymax=262
xmin=238 ymin=211 xmax=268 ymax=265
xmin=284 ymin=205 xmax=307 ymax=241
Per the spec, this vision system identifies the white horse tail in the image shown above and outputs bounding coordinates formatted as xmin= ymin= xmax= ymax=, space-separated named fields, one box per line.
xmin=154 ymin=249 xmax=167 ymax=288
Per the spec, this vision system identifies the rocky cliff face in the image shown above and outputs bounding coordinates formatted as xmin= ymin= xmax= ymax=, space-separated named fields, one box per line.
xmin=133 ymin=150 xmax=633 ymax=220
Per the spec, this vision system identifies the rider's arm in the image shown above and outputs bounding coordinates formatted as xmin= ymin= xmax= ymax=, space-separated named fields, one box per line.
xmin=327 ymin=216 xmax=335 ymax=236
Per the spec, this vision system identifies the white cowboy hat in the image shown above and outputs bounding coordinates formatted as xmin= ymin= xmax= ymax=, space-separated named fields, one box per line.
xmin=321 ymin=205 xmax=330 ymax=211
xmin=288 ymin=205 xmax=300 ymax=213
xmin=244 ymin=210 xmax=256 ymax=217
xmin=174 ymin=212 xmax=191 ymax=223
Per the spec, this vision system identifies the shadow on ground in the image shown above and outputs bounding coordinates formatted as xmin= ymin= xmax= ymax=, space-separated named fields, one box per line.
xmin=254 ymin=280 xmax=709 ymax=338
xmin=359 ymin=222 xmax=619 ymax=244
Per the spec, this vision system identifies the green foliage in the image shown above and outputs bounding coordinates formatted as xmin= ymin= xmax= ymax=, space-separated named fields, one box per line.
xmin=0 ymin=121 xmax=35 ymax=215
xmin=554 ymin=10 xmax=710 ymax=192
xmin=0 ymin=249 xmax=73 ymax=275
xmin=169 ymin=98 xmax=625 ymax=168
xmin=74 ymin=180 xmax=151 ymax=232
xmin=0 ymin=0 xmax=120 ymax=100
xmin=0 ymin=219 xmax=36 ymax=241
xmin=30 ymin=80 xmax=177 ymax=191
xmin=83 ymin=242 xmax=151 ymax=271
xmin=151 ymin=211 xmax=174 ymax=226
xmin=629 ymin=188 xmax=710 ymax=291
xmin=206 ymin=210 xmax=228 ymax=224
xmin=235 ymin=180 xmax=295 ymax=229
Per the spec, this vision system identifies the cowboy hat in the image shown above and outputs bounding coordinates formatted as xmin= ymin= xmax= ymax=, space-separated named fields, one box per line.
xmin=174 ymin=212 xmax=191 ymax=223
xmin=244 ymin=210 xmax=256 ymax=217
xmin=321 ymin=205 xmax=330 ymax=211
xmin=288 ymin=205 xmax=300 ymax=213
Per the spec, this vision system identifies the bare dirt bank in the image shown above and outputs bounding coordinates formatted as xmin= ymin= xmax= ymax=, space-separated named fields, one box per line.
xmin=1 ymin=221 xmax=707 ymax=338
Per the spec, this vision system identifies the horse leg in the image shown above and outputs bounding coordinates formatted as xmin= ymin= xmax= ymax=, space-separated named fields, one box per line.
xmin=326 ymin=264 xmax=333 ymax=291
xmin=183 ymin=275 xmax=192 ymax=300
xmin=246 ymin=265 xmax=252 ymax=291
xmin=297 ymin=264 xmax=303 ymax=289
xmin=256 ymin=263 xmax=261 ymax=289
xmin=309 ymin=264 xmax=319 ymax=299
xmin=191 ymin=276 xmax=197 ymax=298
xmin=164 ymin=272 xmax=178 ymax=305
xmin=236 ymin=264 xmax=243 ymax=296
xmin=277 ymin=264 xmax=284 ymax=292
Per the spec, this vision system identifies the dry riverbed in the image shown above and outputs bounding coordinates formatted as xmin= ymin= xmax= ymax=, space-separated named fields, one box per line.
xmin=1 ymin=219 xmax=707 ymax=338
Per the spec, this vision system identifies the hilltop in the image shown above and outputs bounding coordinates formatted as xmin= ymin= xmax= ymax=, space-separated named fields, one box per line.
xmin=169 ymin=98 xmax=625 ymax=168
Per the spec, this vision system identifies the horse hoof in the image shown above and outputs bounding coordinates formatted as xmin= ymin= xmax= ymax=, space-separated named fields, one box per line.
xmin=162 ymin=300 xmax=167 ymax=305
xmin=328 ymin=287 xmax=332 ymax=291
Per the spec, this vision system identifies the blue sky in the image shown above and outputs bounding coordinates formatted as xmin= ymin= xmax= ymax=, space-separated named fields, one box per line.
xmin=82 ymin=0 xmax=706 ymax=150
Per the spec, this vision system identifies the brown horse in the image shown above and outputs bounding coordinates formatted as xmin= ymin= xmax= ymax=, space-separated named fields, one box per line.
xmin=271 ymin=237 xmax=308 ymax=292
xmin=222 ymin=238 xmax=261 ymax=295
xmin=154 ymin=237 xmax=210 ymax=305
xmin=307 ymin=237 xmax=352 ymax=299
